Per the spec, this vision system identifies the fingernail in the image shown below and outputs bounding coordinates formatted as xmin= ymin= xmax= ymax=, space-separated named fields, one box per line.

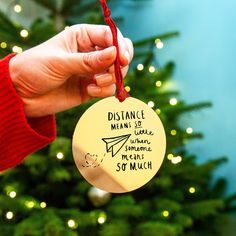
xmin=88 ymin=84 xmax=102 ymax=94
xmin=96 ymin=74 xmax=113 ymax=86
xmin=99 ymin=46 xmax=116 ymax=62
xmin=124 ymin=51 xmax=130 ymax=63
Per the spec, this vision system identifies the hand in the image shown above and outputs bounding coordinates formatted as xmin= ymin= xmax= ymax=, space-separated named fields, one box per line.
xmin=9 ymin=24 xmax=134 ymax=117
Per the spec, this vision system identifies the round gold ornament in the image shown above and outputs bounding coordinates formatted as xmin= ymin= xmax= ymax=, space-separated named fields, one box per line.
xmin=72 ymin=97 xmax=166 ymax=193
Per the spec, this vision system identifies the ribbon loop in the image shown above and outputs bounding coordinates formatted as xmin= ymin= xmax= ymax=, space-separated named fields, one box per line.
xmin=100 ymin=0 xmax=111 ymax=18
xmin=100 ymin=0 xmax=130 ymax=102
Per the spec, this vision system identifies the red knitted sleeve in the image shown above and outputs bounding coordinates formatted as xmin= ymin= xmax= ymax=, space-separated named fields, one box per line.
xmin=0 ymin=54 xmax=56 ymax=171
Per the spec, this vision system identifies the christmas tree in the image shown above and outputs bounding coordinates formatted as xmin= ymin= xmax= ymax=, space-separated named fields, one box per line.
xmin=0 ymin=1 xmax=235 ymax=235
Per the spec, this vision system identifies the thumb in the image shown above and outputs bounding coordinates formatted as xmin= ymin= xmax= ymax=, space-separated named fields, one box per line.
xmin=67 ymin=46 xmax=117 ymax=75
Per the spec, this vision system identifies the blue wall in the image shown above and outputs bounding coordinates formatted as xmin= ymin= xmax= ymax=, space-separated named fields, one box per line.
xmin=115 ymin=0 xmax=236 ymax=194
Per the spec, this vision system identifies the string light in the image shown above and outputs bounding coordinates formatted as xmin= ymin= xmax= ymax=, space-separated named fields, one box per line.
xmin=98 ymin=217 xmax=105 ymax=224
xmin=0 ymin=42 xmax=7 ymax=49
xmin=148 ymin=101 xmax=155 ymax=108
xmin=97 ymin=212 xmax=107 ymax=224
xmin=6 ymin=211 xmax=14 ymax=219
xmin=149 ymin=66 xmax=156 ymax=73
xmin=125 ymin=86 xmax=131 ymax=92
xmin=14 ymin=4 xmax=22 ymax=13
xmin=67 ymin=219 xmax=77 ymax=229
xmin=162 ymin=210 xmax=169 ymax=217
xmin=156 ymin=81 xmax=162 ymax=87
xmin=156 ymin=109 xmax=161 ymax=114
xmin=40 ymin=202 xmax=47 ymax=208
xmin=9 ymin=191 xmax=16 ymax=198
xmin=137 ymin=64 xmax=144 ymax=71
xmin=171 ymin=156 xmax=182 ymax=164
xmin=20 ymin=29 xmax=29 ymax=38
xmin=56 ymin=152 xmax=64 ymax=160
xmin=189 ymin=187 xmax=196 ymax=194
xmin=155 ymin=39 xmax=164 ymax=49
xmin=12 ymin=46 xmax=23 ymax=53
xmin=169 ymin=98 xmax=178 ymax=106
xmin=186 ymin=127 xmax=193 ymax=134
xmin=25 ymin=201 xmax=35 ymax=208
xmin=167 ymin=154 xmax=174 ymax=160
xmin=171 ymin=129 xmax=177 ymax=136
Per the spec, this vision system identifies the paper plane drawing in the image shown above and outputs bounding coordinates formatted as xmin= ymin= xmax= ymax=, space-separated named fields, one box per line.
xmin=102 ymin=134 xmax=131 ymax=157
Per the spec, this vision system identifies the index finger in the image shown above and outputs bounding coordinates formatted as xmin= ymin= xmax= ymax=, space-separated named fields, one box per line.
xmin=71 ymin=24 xmax=130 ymax=65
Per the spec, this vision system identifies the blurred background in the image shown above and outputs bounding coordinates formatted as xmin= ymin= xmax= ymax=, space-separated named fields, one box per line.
xmin=0 ymin=0 xmax=235 ymax=235
xmin=114 ymin=0 xmax=236 ymax=193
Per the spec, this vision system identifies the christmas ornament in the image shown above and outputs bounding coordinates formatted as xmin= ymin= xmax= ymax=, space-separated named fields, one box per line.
xmin=88 ymin=187 xmax=112 ymax=207
xmin=72 ymin=0 xmax=166 ymax=193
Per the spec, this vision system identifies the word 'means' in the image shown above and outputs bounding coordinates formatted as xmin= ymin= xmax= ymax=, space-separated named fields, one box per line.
xmin=108 ymin=110 xmax=145 ymax=121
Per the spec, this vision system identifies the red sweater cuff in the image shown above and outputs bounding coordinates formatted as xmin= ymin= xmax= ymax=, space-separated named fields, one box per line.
xmin=0 ymin=54 xmax=56 ymax=171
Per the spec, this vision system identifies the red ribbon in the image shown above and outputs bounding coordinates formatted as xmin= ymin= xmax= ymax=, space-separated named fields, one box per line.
xmin=100 ymin=0 xmax=129 ymax=102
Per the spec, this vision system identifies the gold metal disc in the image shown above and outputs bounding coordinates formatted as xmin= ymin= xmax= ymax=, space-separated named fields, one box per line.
xmin=72 ymin=97 xmax=166 ymax=193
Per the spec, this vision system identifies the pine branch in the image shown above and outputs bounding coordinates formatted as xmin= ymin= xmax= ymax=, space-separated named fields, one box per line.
xmin=210 ymin=178 xmax=227 ymax=198
xmin=31 ymin=0 xmax=58 ymax=12
xmin=134 ymin=32 xmax=179 ymax=47
xmin=184 ymin=199 xmax=225 ymax=219
xmin=64 ymin=1 xmax=99 ymax=16
xmin=163 ymin=102 xmax=212 ymax=115
xmin=61 ymin=0 xmax=80 ymax=14
xmin=203 ymin=157 xmax=228 ymax=167
xmin=184 ymin=132 xmax=204 ymax=140
xmin=158 ymin=91 xmax=180 ymax=97
xmin=0 ymin=11 xmax=21 ymax=41
xmin=221 ymin=195 xmax=236 ymax=212
xmin=154 ymin=62 xmax=175 ymax=80
xmin=133 ymin=51 xmax=153 ymax=59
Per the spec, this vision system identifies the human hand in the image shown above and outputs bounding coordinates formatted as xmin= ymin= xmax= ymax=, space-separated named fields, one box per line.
xmin=9 ymin=24 xmax=133 ymax=117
